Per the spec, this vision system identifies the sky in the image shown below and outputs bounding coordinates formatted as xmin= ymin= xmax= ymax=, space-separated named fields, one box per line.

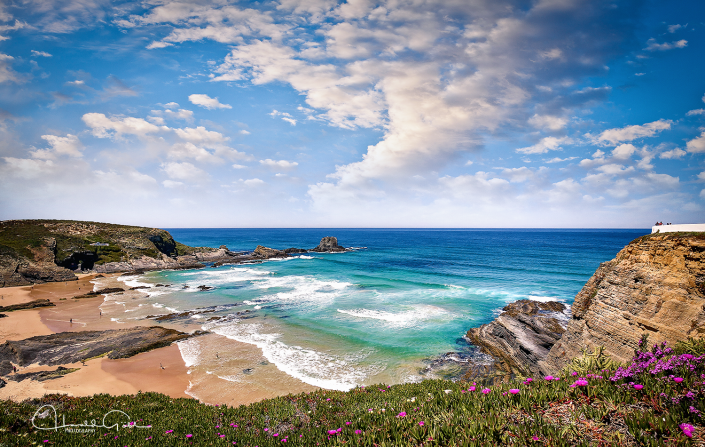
xmin=0 ymin=0 xmax=704 ymax=228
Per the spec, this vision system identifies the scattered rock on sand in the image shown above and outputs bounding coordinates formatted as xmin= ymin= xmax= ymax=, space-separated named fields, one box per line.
xmin=0 ymin=299 xmax=55 ymax=312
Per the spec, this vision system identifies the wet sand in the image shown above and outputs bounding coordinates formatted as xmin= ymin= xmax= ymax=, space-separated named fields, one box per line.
xmin=1 ymin=274 xmax=318 ymax=405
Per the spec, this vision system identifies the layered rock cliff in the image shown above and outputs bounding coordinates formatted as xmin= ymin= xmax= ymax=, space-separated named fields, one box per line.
xmin=466 ymin=300 xmax=568 ymax=378
xmin=540 ymin=232 xmax=705 ymax=373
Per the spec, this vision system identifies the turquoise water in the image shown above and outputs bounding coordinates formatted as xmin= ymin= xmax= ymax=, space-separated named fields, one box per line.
xmin=108 ymin=229 xmax=647 ymax=390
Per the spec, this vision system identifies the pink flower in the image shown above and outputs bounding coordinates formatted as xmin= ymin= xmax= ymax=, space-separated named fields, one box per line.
xmin=509 ymin=389 xmax=520 ymax=394
xmin=419 ymin=422 xmax=425 ymax=426
xmin=355 ymin=430 xmax=362 ymax=434
xmin=281 ymin=439 xmax=287 ymax=442
xmin=186 ymin=434 xmax=193 ymax=438
xmin=525 ymin=378 xmax=533 ymax=383
xmin=674 ymin=377 xmax=684 ymax=383
xmin=264 ymin=428 xmax=269 ymax=432
xmin=633 ymin=384 xmax=643 ymax=390
xmin=397 ymin=412 xmax=407 ymax=417
xmin=327 ymin=430 xmax=337 ymax=435
xmin=326 ymin=398 xmax=331 ymax=401
xmin=468 ymin=386 xmax=476 ymax=391
xmin=482 ymin=388 xmax=491 ymax=394
xmin=680 ymin=423 xmax=694 ymax=438
xmin=273 ymin=434 xmax=279 ymax=437
xmin=532 ymin=436 xmax=540 ymax=441
xmin=544 ymin=376 xmax=554 ymax=381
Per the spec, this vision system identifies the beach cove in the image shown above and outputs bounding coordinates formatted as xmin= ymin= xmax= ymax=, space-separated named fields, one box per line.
xmin=1 ymin=228 xmax=647 ymax=405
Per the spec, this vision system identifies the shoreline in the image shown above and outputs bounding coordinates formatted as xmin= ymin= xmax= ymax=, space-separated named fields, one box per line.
xmin=0 ymin=272 xmax=318 ymax=406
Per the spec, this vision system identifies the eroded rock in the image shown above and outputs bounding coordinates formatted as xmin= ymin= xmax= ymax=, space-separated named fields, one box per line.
xmin=541 ymin=233 xmax=705 ymax=374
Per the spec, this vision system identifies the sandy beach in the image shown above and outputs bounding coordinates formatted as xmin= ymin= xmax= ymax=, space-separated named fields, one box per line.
xmin=0 ymin=273 xmax=317 ymax=406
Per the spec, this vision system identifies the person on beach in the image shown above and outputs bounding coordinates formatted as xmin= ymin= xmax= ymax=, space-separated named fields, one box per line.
xmin=160 ymin=363 xmax=165 ymax=370
xmin=70 ymin=318 xmax=73 ymax=324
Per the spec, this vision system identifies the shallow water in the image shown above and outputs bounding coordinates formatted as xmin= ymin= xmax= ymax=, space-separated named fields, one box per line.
xmin=98 ymin=229 xmax=647 ymax=396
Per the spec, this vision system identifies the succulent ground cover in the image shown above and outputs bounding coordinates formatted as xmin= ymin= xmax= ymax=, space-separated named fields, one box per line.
xmin=1 ymin=337 xmax=703 ymax=447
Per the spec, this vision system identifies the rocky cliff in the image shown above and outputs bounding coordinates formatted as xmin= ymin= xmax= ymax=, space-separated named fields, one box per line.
xmin=466 ymin=300 xmax=568 ymax=378
xmin=0 ymin=220 xmax=227 ymax=287
xmin=540 ymin=232 xmax=705 ymax=374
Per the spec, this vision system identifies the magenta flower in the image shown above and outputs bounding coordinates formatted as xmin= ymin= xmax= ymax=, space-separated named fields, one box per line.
xmin=469 ymin=386 xmax=476 ymax=391
xmin=273 ymin=433 xmax=279 ymax=437
xmin=680 ymin=423 xmax=694 ymax=438
xmin=264 ymin=428 xmax=269 ymax=432
xmin=397 ymin=412 xmax=407 ymax=417
xmin=525 ymin=378 xmax=533 ymax=383
xmin=326 ymin=398 xmax=331 ymax=401
xmin=532 ymin=436 xmax=540 ymax=441
xmin=327 ymin=430 xmax=337 ymax=435
xmin=281 ymin=439 xmax=287 ymax=443
xmin=186 ymin=434 xmax=193 ymax=438
xmin=674 ymin=377 xmax=684 ymax=383
xmin=544 ymin=376 xmax=554 ymax=381
xmin=509 ymin=389 xmax=520 ymax=394
xmin=482 ymin=388 xmax=491 ymax=394
xmin=419 ymin=421 xmax=425 ymax=426
xmin=633 ymin=384 xmax=643 ymax=390
xmin=355 ymin=430 xmax=362 ymax=434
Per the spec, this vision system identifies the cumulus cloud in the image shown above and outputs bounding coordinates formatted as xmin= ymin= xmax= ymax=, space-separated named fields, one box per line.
xmin=659 ymin=148 xmax=686 ymax=159
xmin=188 ymin=94 xmax=232 ymax=110
xmin=30 ymin=134 xmax=84 ymax=159
xmin=528 ymin=114 xmax=568 ymax=131
xmin=611 ymin=143 xmax=637 ymax=160
xmin=82 ymin=113 xmax=163 ymax=138
xmin=269 ymin=110 xmax=297 ymax=126
xmin=31 ymin=50 xmax=52 ymax=57
xmin=174 ymin=126 xmax=228 ymax=144
xmin=686 ymin=132 xmax=705 ymax=153
xmin=161 ymin=161 xmax=206 ymax=180
xmin=686 ymin=109 xmax=705 ymax=116
xmin=596 ymin=119 xmax=672 ymax=145
xmin=517 ymin=137 xmax=572 ymax=154
xmin=260 ymin=159 xmax=299 ymax=169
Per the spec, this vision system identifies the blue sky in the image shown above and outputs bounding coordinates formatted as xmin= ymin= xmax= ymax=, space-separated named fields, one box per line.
xmin=0 ymin=0 xmax=703 ymax=228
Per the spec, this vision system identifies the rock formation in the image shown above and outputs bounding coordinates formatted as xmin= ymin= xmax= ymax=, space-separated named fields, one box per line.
xmin=0 ymin=299 xmax=55 ymax=312
xmin=253 ymin=245 xmax=288 ymax=259
xmin=540 ymin=232 xmax=705 ymax=374
xmin=466 ymin=300 xmax=568 ymax=378
xmin=311 ymin=236 xmax=347 ymax=252
xmin=0 ymin=326 xmax=195 ymax=367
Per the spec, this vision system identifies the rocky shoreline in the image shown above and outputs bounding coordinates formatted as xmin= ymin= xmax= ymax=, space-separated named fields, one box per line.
xmin=463 ymin=232 xmax=705 ymax=381
xmin=0 ymin=218 xmax=352 ymax=287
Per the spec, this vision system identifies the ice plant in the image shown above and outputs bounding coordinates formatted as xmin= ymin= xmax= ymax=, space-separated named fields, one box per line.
xmin=509 ymin=389 xmax=520 ymax=394
xmin=674 ymin=377 xmax=684 ymax=383
xmin=680 ymin=423 xmax=694 ymax=438
xmin=544 ymin=376 xmax=554 ymax=381
xmin=397 ymin=412 xmax=407 ymax=417
xmin=482 ymin=388 xmax=491 ymax=394
xmin=633 ymin=384 xmax=643 ymax=390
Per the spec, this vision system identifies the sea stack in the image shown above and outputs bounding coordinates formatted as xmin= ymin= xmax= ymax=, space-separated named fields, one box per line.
xmin=311 ymin=236 xmax=347 ymax=252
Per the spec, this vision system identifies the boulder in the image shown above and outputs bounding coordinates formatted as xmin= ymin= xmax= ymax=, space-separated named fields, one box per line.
xmin=254 ymin=245 xmax=288 ymax=259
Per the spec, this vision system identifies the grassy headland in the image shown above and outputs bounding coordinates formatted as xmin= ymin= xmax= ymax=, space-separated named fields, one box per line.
xmin=2 ymin=337 xmax=703 ymax=446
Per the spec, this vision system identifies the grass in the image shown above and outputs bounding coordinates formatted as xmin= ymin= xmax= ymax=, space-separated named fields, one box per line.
xmin=1 ymin=337 xmax=703 ymax=446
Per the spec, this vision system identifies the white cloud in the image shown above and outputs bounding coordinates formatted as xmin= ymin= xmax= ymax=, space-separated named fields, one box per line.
xmin=161 ymin=161 xmax=206 ymax=180
xmin=659 ymin=148 xmax=686 ymax=159
xmin=528 ymin=114 xmax=568 ymax=131
xmin=698 ymin=172 xmax=705 ymax=182
xmin=517 ymin=137 xmax=571 ymax=154
xmin=545 ymin=157 xmax=577 ymax=163
xmin=31 ymin=50 xmax=52 ymax=57
xmin=242 ymin=178 xmax=265 ymax=186
xmin=686 ymin=131 xmax=705 ymax=153
xmin=686 ymin=109 xmax=705 ymax=116
xmin=174 ymin=126 xmax=228 ymax=144
xmin=30 ymin=134 xmax=83 ymax=159
xmin=239 ymin=129 xmax=250 ymax=135
xmin=82 ymin=113 xmax=163 ymax=138
xmin=597 ymin=164 xmax=634 ymax=175
xmin=260 ymin=159 xmax=299 ymax=169
xmin=188 ymin=94 xmax=232 ymax=110
xmin=644 ymin=38 xmax=687 ymax=51
xmin=0 ymin=53 xmax=20 ymax=83
xmin=611 ymin=143 xmax=637 ymax=160
xmin=162 ymin=180 xmax=184 ymax=188
xmin=163 ymin=102 xmax=179 ymax=109
xmin=232 ymin=164 xmax=247 ymax=169
xmin=596 ymin=119 xmax=672 ymax=145
xmin=668 ymin=24 xmax=685 ymax=33
xmin=1 ymin=157 xmax=54 ymax=179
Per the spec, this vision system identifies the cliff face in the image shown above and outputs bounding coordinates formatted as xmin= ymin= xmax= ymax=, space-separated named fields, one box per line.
xmin=540 ymin=233 xmax=705 ymax=374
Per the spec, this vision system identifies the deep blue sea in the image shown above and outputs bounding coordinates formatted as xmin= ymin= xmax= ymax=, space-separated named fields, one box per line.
xmin=102 ymin=229 xmax=647 ymax=393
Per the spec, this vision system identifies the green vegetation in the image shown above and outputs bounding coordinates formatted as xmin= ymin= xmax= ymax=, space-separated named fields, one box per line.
xmin=0 ymin=219 xmax=184 ymax=268
xmin=1 ymin=339 xmax=703 ymax=446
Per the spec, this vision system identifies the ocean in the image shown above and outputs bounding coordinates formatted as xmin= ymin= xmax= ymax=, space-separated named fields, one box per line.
xmin=96 ymin=229 xmax=647 ymax=400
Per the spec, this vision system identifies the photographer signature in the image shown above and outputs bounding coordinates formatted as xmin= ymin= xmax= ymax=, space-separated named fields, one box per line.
xmin=31 ymin=405 xmax=151 ymax=431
